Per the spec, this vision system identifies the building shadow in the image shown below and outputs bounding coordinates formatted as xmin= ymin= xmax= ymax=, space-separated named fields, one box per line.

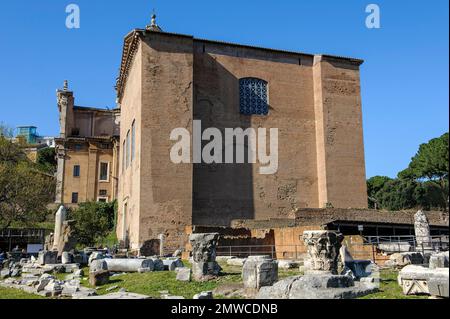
xmin=192 ymin=52 xmax=257 ymax=226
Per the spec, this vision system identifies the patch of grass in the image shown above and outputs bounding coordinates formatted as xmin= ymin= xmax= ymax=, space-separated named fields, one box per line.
xmin=79 ymin=261 xmax=304 ymax=299
xmin=83 ymin=272 xmax=220 ymax=299
xmin=359 ymin=269 xmax=428 ymax=299
xmin=0 ymin=287 xmax=44 ymax=299
xmin=81 ymin=261 xmax=243 ymax=299
xmin=1 ymin=263 xmax=425 ymax=299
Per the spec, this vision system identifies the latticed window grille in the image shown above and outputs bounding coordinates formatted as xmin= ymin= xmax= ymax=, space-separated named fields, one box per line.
xmin=239 ymin=78 xmax=268 ymax=115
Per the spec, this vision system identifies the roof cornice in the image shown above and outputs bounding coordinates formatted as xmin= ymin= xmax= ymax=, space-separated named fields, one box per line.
xmin=115 ymin=30 xmax=364 ymax=102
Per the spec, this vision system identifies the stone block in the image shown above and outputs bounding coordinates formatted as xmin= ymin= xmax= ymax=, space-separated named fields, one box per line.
xmin=398 ymin=265 xmax=449 ymax=297
xmin=242 ymin=256 xmax=278 ymax=289
xmin=257 ymin=274 xmax=377 ymax=299
xmin=226 ymin=258 xmax=247 ymax=267
xmin=277 ymin=260 xmax=300 ymax=270
xmin=37 ymin=251 xmax=58 ymax=265
xmin=428 ymin=276 xmax=449 ymax=298
xmin=44 ymin=280 xmax=63 ymax=294
xmin=176 ymin=267 xmax=192 ymax=282
xmin=0 ymin=269 xmax=10 ymax=279
xmin=89 ymin=259 xmax=108 ymax=273
xmin=429 ymin=252 xmax=449 ymax=269
xmin=378 ymin=242 xmax=412 ymax=253
xmin=388 ymin=252 xmax=424 ymax=267
xmin=89 ymin=270 xmax=110 ymax=287
xmin=191 ymin=261 xmax=222 ymax=281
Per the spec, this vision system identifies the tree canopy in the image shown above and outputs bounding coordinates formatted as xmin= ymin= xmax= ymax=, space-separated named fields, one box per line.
xmin=68 ymin=201 xmax=117 ymax=247
xmin=0 ymin=136 xmax=56 ymax=229
xmin=37 ymin=147 xmax=57 ymax=174
xmin=368 ymin=132 xmax=449 ymax=211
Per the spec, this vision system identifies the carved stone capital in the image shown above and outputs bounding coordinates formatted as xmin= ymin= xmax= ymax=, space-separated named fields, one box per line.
xmin=302 ymin=230 xmax=344 ymax=274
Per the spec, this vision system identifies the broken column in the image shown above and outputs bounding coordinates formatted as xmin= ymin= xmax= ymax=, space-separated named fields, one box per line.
xmin=103 ymin=258 xmax=154 ymax=273
xmin=53 ymin=206 xmax=67 ymax=250
xmin=242 ymin=256 xmax=278 ymax=289
xmin=159 ymin=234 xmax=165 ymax=257
xmin=414 ymin=210 xmax=432 ymax=251
xmin=189 ymin=233 xmax=221 ymax=281
xmin=303 ymin=230 xmax=344 ymax=274
xmin=57 ymin=220 xmax=77 ymax=256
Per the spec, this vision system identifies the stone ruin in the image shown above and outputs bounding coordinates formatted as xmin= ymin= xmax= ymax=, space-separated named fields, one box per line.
xmin=414 ymin=210 xmax=432 ymax=251
xmin=189 ymin=233 xmax=222 ymax=281
xmin=0 ymin=204 xmax=190 ymax=299
xmin=303 ymin=230 xmax=343 ymax=274
xmin=242 ymin=255 xmax=278 ymax=290
xmin=397 ymin=250 xmax=449 ymax=298
xmin=257 ymin=230 xmax=378 ymax=299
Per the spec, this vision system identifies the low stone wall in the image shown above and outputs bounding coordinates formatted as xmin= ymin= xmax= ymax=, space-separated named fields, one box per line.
xmin=232 ymin=209 xmax=449 ymax=228
xmin=184 ymin=225 xmax=375 ymax=262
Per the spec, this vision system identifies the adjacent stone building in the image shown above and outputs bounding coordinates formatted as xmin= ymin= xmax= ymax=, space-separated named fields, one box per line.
xmin=55 ymin=81 xmax=120 ymax=207
xmin=114 ymin=17 xmax=368 ymax=254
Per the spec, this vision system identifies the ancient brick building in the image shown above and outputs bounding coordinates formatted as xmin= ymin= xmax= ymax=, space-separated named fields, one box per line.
xmin=115 ymin=17 xmax=368 ymax=254
xmin=55 ymin=81 xmax=120 ymax=207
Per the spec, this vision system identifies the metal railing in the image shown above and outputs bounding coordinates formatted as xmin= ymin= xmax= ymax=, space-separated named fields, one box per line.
xmin=363 ymin=235 xmax=449 ymax=252
xmin=0 ymin=228 xmax=46 ymax=239
xmin=216 ymin=245 xmax=278 ymax=259
xmin=215 ymin=235 xmax=449 ymax=263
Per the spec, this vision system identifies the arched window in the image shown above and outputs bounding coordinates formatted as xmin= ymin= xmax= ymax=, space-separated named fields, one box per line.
xmin=239 ymin=78 xmax=268 ymax=115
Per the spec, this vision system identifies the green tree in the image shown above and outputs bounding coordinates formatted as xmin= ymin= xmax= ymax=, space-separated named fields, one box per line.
xmin=401 ymin=132 xmax=449 ymax=211
xmin=367 ymin=176 xmax=392 ymax=208
xmin=69 ymin=201 xmax=116 ymax=247
xmin=0 ymin=137 xmax=56 ymax=230
xmin=376 ymin=179 xmax=420 ymax=211
xmin=0 ymin=136 xmax=26 ymax=164
xmin=37 ymin=147 xmax=57 ymax=174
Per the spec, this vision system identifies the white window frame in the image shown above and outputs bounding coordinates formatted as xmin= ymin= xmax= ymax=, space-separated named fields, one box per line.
xmin=99 ymin=161 xmax=110 ymax=182
xmin=97 ymin=196 xmax=109 ymax=203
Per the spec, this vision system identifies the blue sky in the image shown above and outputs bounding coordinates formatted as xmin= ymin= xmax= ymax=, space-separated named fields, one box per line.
xmin=0 ymin=0 xmax=448 ymax=178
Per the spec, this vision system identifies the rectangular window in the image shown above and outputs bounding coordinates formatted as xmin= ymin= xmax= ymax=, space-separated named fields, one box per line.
xmin=73 ymin=165 xmax=80 ymax=177
xmin=131 ymin=121 xmax=135 ymax=162
xmin=99 ymin=162 xmax=109 ymax=182
xmin=122 ymin=140 xmax=126 ymax=172
xmin=71 ymin=192 xmax=78 ymax=204
xmin=97 ymin=197 xmax=108 ymax=203
xmin=126 ymin=130 xmax=130 ymax=168
xmin=99 ymin=190 xmax=107 ymax=196
xmin=71 ymin=128 xmax=80 ymax=136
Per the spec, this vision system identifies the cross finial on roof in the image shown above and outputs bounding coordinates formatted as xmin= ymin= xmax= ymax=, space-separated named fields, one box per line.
xmin=146 ymin=10 xmax=162 ymax=32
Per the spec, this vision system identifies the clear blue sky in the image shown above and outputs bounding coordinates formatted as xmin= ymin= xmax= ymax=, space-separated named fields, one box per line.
xmin=0 ymin=0 xmax=448 ymax=178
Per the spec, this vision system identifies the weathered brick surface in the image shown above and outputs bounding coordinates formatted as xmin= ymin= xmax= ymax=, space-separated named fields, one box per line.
xmin=116 ymin=30 xmax=370 ymax=253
